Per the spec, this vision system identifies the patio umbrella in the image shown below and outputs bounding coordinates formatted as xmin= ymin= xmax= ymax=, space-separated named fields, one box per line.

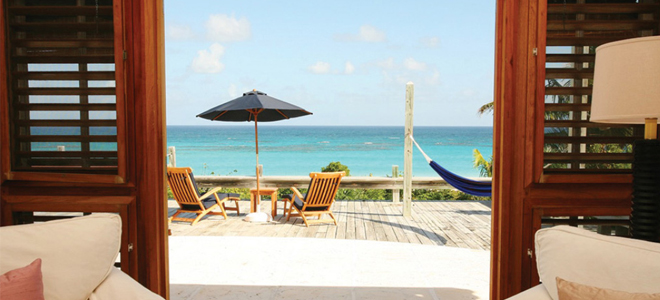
xmin=197 ymin=90 xmax=312 ymax=222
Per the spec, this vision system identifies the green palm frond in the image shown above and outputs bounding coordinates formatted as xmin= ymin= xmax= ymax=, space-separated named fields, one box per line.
xmin=473 ymin=149 xmax=493 ymax=177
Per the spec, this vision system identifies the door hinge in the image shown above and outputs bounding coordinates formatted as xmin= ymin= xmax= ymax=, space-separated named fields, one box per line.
xmin=128 ymin=243 xmax=134 ymax=252
xmin=527 ymin=248 xmax=533 ymax=258
xmin=123 ymin=50 xmax=128 ymax=60
xmin=533 ymin=48 xmax=538 ymax=56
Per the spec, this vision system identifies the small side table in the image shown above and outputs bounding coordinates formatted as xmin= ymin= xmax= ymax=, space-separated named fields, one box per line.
xmin=249 ymin=187 xmax=279 ymax=218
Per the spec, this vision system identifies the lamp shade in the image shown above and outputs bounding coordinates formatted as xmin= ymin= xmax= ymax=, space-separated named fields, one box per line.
xmin=591 ymin=36 xmax=660 ymax=124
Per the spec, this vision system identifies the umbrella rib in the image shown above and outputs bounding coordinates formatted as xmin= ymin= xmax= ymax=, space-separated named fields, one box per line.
xmin=275 ymin=109 xmax=289 ymax=119
xmin=212 ymin=111 xmax=229 ymax=121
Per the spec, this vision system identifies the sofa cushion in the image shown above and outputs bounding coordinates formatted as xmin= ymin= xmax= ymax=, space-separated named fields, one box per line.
xmin=89 ymin=268 xmax=164 ymax=300
xmin=0 ymin=214 xmax=122 ymax=300
xmin=556 ymin=277 xmax=660 ymax=300
xmin=535 ymin=226 xmax=660 ymax=300
xmin=506 ymin=284 xmax=552 ymax=300
xmin=0 ymin=258 xmax=45 ymax=300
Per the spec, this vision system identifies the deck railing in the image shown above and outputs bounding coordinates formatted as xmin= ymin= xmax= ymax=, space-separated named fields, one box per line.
xmin=193 ymin=175 xmax=491 ymax=201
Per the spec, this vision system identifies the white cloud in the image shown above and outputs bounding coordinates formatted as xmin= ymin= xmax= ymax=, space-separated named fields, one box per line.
xmin=420 ymin=36 xmax=440 ymax=48
xmin=377 ymin=57 xmax=395 ymax=69
xmin=344 ymin=61 xmax=355 ymax=74
xmin=358 ymin=25 xmax=386 ymax=42
xmin=191 ymin=43 xmax=225 ymax=74
xmin=206 ymin=14 xmax=251 ymax=42
xmin=308 ymin=61 xmax=331 ymax=74
xmin=167 ymin=24 xmax=195 ymax=40
xmin=228 ymin=83 xmax=239 ymax=98
xmin=426 ymin=70 xmax=441 ymax=85
xmin=403 ymin=58 xmax=427 ymax=71
xmin=335 ymin=25 xmax=386 ymax=43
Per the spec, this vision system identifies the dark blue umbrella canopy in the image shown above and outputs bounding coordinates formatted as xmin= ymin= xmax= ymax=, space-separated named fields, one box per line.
xmin=196 ymin=90 xmax=312 ymax=122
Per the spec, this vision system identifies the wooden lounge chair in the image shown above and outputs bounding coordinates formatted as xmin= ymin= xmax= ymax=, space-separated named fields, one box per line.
xmin=285 ymin=172 xmax=345 ymax=227
xmin=166 ymin=167 xmax=240 ymax=225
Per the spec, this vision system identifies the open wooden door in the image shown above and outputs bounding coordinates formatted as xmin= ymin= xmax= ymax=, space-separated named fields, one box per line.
xmin=492 ymin=0 xmax=660 ymax=299
xmin=0 ymin=0 xmax=169 ymax=297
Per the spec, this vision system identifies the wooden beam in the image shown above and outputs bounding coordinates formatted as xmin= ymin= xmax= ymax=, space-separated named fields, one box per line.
xmin=126 ymin=0 xmax=169 ymax=297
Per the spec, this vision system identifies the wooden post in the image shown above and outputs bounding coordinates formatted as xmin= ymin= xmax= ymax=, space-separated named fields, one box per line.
xmin=167 ymin=146 xmax=176 ymax=167
xmin=392 ymin=165 xmax=400 ymax=203
xmin=403 ymin=82 xmax=414 ymax=217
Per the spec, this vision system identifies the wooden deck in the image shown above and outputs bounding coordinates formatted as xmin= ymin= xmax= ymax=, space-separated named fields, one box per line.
xmin=168 ymin=199 xmax=492 ymax=250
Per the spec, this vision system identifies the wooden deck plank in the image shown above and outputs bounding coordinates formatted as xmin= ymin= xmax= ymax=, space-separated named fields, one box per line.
xmin=168 ymin=200 xmax=492 ymax=250
xmin=345 ymin=201 xmax=357 ymax=240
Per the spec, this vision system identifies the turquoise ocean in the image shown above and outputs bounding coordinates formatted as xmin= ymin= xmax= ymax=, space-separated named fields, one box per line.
xmin=167 ymin=126 xmax=493 ymax=178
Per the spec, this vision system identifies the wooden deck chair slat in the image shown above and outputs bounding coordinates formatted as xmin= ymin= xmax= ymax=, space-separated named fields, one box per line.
xmin=286 ymin=171 xmax=345 ymax=227
xmin=167 ymin=167 xmax=240 ymax=226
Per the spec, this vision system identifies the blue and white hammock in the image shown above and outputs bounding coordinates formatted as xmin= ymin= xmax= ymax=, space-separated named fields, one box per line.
xmin=410 ymin=136 xmax=492 ymax=197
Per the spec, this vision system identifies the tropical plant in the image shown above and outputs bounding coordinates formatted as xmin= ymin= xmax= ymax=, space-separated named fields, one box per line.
xmin=321 ymin=161 xmax=350 ymax=176
xmin=477 ymin=102 xmax=494 ymax=116
xmin=476 ymin=101 xmax=495 ymax=177
xmin=473 ymin=149 xmax=493 ymax=177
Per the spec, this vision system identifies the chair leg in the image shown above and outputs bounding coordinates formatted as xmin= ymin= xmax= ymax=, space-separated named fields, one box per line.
xmin=217 ymin=203 xmax=228 ymax=220
xmin=234 ymin=199 xmax=240 ymax=215
xmin=328 ymin=212 xmax=338 ymax=226
xmin=191 ymin=211 xmax=210 ymax=226
xmin=169 ymin=211 xmax=181 ymax=224
xmin=301 ymin=214 xmax=310 ymax=227
xmin=287 ymin=204 xmax=295 ymax=221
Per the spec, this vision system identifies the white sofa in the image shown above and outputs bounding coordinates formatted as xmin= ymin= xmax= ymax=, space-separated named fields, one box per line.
xmin=507 ymin=225 xmax=660 ymax=300
xmin=0 ymin=214 xmax=164 ymax=300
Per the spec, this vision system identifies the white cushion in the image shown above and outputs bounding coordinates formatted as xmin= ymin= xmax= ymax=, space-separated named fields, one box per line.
xmin=535 ymin=226 xmax=660 ymax=300
xmin=90 ymin=268 xmax=164 ymax=300
xmin=0 ymin=214 xmax=121 ymax=300
xmin=505 ymin=284 xmax=552 ymax=300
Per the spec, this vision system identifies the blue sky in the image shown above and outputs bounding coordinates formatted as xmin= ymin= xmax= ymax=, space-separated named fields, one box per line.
xmin=164 ymin=1 xmax=496 ymax=126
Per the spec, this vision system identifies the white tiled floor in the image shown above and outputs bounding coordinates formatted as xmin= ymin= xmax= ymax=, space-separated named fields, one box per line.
xmin=169 ymin=236 xmax=489 ymax=299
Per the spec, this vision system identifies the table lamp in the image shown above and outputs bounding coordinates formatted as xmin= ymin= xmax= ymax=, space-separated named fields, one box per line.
xmin=591 ymin=35 xmax=660 ymax=242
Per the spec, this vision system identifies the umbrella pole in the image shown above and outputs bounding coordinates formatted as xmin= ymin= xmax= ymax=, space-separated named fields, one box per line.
xmin=254 ymin=115 xmax=260 ymax=213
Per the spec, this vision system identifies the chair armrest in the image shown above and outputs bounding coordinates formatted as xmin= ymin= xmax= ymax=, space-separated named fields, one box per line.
xmin=89 ymin=269 xmax=164 ymax=300
xmin=290 ymin=187 xmax=305 ymax=202
xmin=199 ymin=187 xmax=223 ymax=200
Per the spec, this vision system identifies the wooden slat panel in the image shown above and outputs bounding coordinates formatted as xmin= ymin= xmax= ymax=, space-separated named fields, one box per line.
xmin=16 ymin=135 xmax=117 ymax=142
xmin=545 ymin=87 xmax=592 ymax=95
xmin=544 ymin=1 xmax=659 ymax=176
xmin=545 ymin=54 xmax=595 ymax=63
xmin=14 ymin=120 xmax=116 ymax=126
xmin=547 ymin=3 xmax=660 ymax=14
xmin=545 ymin=103 xmax=591 ymax=111
xmin=15 ymin=103 xmax=117 ymax=111
xmin=12 ymin=54 xmax=114 ymax=63
xmin=17 ymin=151 xmax=117 ymax=158
xmin=542 ymin=168 xmax=633 ymax=174
xmin=547 ymin=20 xmax=658 ymax=31
xmin=545 ymin=69 xmax=593 ymax=79
xmin=9 ymin=21 xmax=114 ymax=31
xmin=12 ymin=39 xmax=114 ymax=48
xmin=544 ymin=153 xmax=633 ymax=161
xmin=546 ymin=36 xmax=633 ymax=46
xmin=14 ymin=87 xmax=115 ymax=96
xmin=13 ymin=71 xmax=115 ymax=80
xmin=545 ymin=120 xmax=635 ymax=128
xmin=7 ymin=6 xmax=113 ymax=16
xmin=544 ymin=136 xmax=636 ymax=143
